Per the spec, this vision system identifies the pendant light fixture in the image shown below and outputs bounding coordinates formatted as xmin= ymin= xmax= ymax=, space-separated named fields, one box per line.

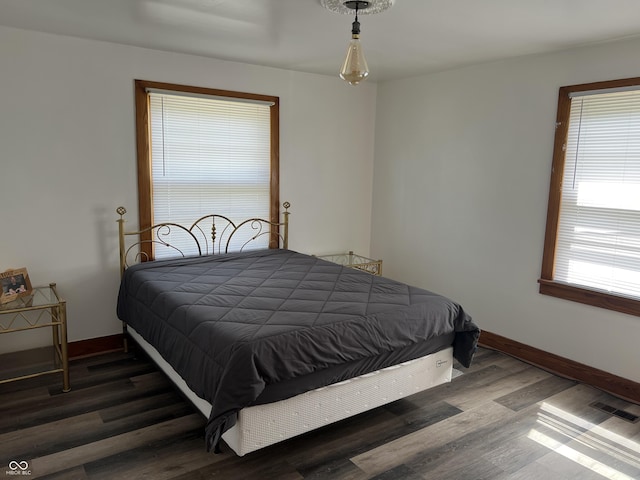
xmin=321 ymin=0 xmax=394 ymax=86
xmin=340 ymin=1 xmax=369 ymax=85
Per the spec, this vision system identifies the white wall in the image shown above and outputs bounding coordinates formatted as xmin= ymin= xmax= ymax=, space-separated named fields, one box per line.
xmin=0 ymin=26 xmax=376 ymax=353
xmin=372 ymin=37 xmax=640 ymax=383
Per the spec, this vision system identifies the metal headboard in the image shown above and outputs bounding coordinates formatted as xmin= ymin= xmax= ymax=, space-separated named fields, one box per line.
xmin=116 ymin=202 xmax=291 ymax=275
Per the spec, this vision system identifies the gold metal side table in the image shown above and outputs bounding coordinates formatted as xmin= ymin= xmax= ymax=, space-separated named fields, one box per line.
xmin=0 ymin=282 xmax=70 ymax=392
xmin=317 ymin=251 xmax=383 ymax=276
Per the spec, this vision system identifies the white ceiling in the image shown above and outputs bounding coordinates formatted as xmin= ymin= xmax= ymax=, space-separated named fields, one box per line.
xmin=3 ymin=0 xmax=640 ymax=82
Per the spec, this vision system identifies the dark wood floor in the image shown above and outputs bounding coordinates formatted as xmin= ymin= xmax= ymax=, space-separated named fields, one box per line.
xmin=1 ymin=346 xmax=639 ymax=480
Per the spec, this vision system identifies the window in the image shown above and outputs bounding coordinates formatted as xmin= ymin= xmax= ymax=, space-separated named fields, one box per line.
xmin=539 ymin=77 xmax=640 ymax=317
xmin=134 ymin=80 xmax=280 ymax=259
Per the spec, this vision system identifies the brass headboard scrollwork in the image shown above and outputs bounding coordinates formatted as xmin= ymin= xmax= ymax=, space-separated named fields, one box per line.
xmin=116 ymin=202 xmax=291 ymax=276
xmin=226 ymin=201 xmax=291 ymax=253
xmin=189 ymin=214 xmax=237 ymax=256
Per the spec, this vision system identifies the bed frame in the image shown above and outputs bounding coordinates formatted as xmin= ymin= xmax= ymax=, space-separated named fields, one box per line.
xmin=116 ymin=203 xmax=454 ymax=456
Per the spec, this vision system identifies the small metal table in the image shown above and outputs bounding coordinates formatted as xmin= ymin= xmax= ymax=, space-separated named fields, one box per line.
xmin=0 ymin=283 xmax=70 ymax=392
xmin=317 ymin=251 xmax=383 ymax=276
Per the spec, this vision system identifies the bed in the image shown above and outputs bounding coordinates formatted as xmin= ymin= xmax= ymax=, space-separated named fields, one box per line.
xmin=115 ymin=203 xmax=480 ymax=456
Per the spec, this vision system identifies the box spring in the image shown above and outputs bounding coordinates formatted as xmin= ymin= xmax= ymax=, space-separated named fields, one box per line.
xmin=128 ymin=326 xmax=453 ymax=456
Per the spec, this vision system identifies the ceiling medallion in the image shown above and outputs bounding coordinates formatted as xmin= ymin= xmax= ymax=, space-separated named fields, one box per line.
xmin=320 ymin=0 xmax=394 ymax=15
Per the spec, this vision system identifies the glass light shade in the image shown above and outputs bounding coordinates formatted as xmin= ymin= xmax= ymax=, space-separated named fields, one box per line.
xmin=340 ymin=35 xmax=369 ymax=85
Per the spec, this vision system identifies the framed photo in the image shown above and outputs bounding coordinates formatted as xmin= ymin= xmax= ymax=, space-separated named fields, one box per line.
xmin=0 ymin=268 xmax=33 ymax=304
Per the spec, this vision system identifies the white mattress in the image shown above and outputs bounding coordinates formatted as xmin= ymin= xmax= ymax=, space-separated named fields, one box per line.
xmin=127 ymin=326 xmax=453 ymax=456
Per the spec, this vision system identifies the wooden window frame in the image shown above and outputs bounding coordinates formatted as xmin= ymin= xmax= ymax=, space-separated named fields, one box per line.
xmin=134 ymin=80 xmax=280 ymax=259
xmin=539 ymin=77 xmax=640 ymax=317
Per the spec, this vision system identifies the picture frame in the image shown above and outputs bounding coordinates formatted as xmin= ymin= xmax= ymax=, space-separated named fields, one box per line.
xmin=0 ymin=268 xmax=33 ymax=305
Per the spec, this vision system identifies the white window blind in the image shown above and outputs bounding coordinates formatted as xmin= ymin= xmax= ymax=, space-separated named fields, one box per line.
xmin=149 ymin=91 xmax=272 ymax=258
xmin=555 ymin=89 xmax=640 ymax=299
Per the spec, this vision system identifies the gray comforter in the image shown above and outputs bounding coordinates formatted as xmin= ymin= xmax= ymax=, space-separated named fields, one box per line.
xmin=116 ymin=249 xmax=480 ymax=451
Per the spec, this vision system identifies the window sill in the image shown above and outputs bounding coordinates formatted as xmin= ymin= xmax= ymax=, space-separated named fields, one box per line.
xmin=538 ymin=279 xmax=640 ymax=317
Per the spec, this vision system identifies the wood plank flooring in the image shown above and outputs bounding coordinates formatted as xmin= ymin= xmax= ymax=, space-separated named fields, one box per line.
xmin=1 ymin=347 xmax=639 ymax=479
